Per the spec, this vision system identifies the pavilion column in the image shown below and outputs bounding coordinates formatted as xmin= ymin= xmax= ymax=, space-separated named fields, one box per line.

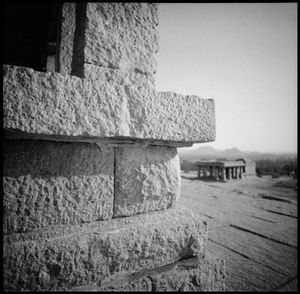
xmin=215 ymin=167 xmax=219 ymax=180
xmin=227 ymin=168 xmax=231 ymax=180
xmin=210 ymin=167 xmax=213 ymax=178
xmin=239 ymin=167 xmax=242 ymax=179
xmin=204 ymin=167 xmax=208 ymax=177
xmin=221 ymin=168 xmax=226 ymax=181
xmin=197 ymin=167 xmax=201 ymax=179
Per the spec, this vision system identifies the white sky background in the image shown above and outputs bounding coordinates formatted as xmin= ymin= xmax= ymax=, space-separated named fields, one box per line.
xmin=155 ymin=3 xmax=297 ymax=153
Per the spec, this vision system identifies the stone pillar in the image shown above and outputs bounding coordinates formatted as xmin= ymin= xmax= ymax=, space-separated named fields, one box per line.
xmin=3 ymin=3 xmax=224 ymax=292
xmin=226 ymin=168 xmax=231 ymax=180
xmin=221 ymin=167 xmax=226 ymax=181
xmin=215 ymin=167 xmax=219 ymax=180
xmin=59 ymin=2 xmax=157 ymax=89
xmin=197 ymin=166 xmax=201 ymax=179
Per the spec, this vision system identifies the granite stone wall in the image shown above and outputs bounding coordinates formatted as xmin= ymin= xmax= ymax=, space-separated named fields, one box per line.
xmin=3 ymin=2 xmax=224 ymax=291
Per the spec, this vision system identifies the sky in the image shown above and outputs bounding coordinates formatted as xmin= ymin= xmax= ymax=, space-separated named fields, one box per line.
xmin=155 ymin=3 xmax=297 ymax=154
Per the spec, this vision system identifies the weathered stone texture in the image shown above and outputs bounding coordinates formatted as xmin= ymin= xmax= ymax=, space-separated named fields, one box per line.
xmin=156 ymin=91 xmax=215 ymax=143
xmin=114 ymin=146 xmax=181 ymax=217
xmin=59 ymin=2 xmax=76 ymax=74
xmin=3 ymin=65 xmax=215 ymax=144
xmin=149 ymin=255 xmax=226 ymax=291
xmin=75 ymin=63 xmax=156 ymax=89
xmin=3 ymin=206 xmax=207 ymax=291
xmin=3 ymin=140 xmax=114 ymax=233
xmin=71 ymin=256 xmax=225 ymax=291
xmin=73 ymin=3 xmax=159 ymax=76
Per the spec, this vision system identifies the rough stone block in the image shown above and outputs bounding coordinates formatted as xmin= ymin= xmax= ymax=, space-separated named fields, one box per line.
xmin=114 ymin=146 xmax=181 ymax=217
xmin=3 ymin=65 xmax=215 ymax=145
xmin=3 ymin=206 xmax=207 ymax=291
xmin=73 ymin=3 xmax=159 ymax=75
xmin=59 ymin=2 xmax=76 ymax=74
xmin=78 ymin=256 xmax=225 ymax=292
xmin=74 ymin=63 xmax=156 ymax=89
xmin=3 ymin=140 xmax=114 ymax=233
xmin=148 ymin=255 xmax=226 ymax=291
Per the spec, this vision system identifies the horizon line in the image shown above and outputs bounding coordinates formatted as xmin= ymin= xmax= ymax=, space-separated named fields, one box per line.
xmin=179 ymin=145 xmax=298 ymax=155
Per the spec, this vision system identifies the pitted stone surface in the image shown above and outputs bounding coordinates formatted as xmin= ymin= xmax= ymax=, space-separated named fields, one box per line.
xmin=114 ymin=146 xmax=181 ymax=217
xmin=3 ymin=140 xmax=114 ymax=233
xmin=73 ymin=256 xmax=225 ymax=291
xmin=149 ymin=255 xmax=226 ymax=291
xmin=3 ymin=65 xmax=215 ymax=144
xmin=76 ymin=63 xmax=156 ymax=88
xmin=3 ymin=206 xmax=207 ymax=291
xmin=59 ymin=2 xmax=76 ymax=74
xmin=73 ymin=3 xmax=159 ymax=75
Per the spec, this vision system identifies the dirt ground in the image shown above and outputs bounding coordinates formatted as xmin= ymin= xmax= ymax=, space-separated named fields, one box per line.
xmin=179 ymin=172 xmax=298 ymax=291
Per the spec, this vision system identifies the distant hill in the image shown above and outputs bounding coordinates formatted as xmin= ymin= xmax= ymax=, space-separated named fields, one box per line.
xmin=178 ymin=146 xmax=297 ymax=162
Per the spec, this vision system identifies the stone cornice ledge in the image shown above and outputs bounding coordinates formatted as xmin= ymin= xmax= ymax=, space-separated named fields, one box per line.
xmin=3 ymin=65 xmax=215 ymax=146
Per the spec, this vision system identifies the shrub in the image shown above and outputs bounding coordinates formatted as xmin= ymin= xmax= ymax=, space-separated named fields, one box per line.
xmin=256 ymin=167 xmax=262 ymax=177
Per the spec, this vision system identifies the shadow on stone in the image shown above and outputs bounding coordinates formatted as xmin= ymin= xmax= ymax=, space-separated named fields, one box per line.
xmin=3 ymin=139 xmax=113 ymax=178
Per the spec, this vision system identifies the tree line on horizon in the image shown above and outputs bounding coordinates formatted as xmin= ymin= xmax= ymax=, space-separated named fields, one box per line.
xmin=255 ymin=158 xmax=297 ymax=178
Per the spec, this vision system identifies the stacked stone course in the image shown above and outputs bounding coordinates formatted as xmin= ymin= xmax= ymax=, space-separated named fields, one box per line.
xmin=3 ymin=3 xmax=225 ymax=291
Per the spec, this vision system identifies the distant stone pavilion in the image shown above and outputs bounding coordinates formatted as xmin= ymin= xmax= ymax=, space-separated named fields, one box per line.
xmin=195 ymin=160 xmax=247 ymax=181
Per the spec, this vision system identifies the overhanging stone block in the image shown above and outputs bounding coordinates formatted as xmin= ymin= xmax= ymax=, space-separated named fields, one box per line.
xmin=3 ymin=206 xmax=207 ymax=291
xmin=3 ymin=65 xmax=215 ymax=145
xmin=3 ymin=140 xmax=114 ymax=233
xmin=114 ymin=146 xmax=181 ymax=217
